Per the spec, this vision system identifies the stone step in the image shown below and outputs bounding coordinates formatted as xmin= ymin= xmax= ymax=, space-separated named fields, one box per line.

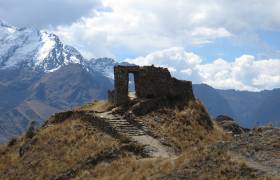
xmin=107 ymin=122 xmax=148 ymax=128
xmin=122 ymin=133 xmax=146 ymax=136
xmin=108 ymin=123 xmax=132 ymax=126
xmin=115 ymin=128 xmax=141 ymax=132
xmin=108 ymin=120 xmax=125 ymax=122
xmin=107 ymin=122 xmax=129 ymax=124
xmin=107 ymin=118 xmax=127 ymax=121
xmin=119 ymin=132 xmax=145 ymax=135
xmin=114 ymin=128 xmax=139 ymax=131
xmin=110 ymin=123 xmax=149 ymax=131
xmin=116 ymin=128 xmax=143 ymax=132
xmin=109 ymin=120 xmax=147 ymax=126
xmin=126 ymin=134 xmax=146 ymax=136
xmin=94 ymin=112 xmax=149 ymax=137
xmin=115 ymin=125 xmax=141 ymax=129
xmin=116 ymin=129 xmax=144 ymax=133
xmin=111 ymin=123 xmax=134 ymax=126
xmin=111 ymin=125 xmax=134 ymax=127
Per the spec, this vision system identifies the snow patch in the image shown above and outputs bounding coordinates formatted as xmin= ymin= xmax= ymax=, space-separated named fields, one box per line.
xmin=36 ymin=32 xmax=55 ymax=65
xmin=47 ymin=65 xmax=62 ymax=73
xmin=69 ymin=56 xmax=80 ymax=64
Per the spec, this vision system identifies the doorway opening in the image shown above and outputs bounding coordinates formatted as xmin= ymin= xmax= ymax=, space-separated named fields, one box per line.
xmin=128 ymin=73 xmax=136 ymax=100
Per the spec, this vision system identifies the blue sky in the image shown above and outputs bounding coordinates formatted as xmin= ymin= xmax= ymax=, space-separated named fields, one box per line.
xmin=192 ymin=30 xmax=280 ymax=62
xmin=0 ymin=0 xmax=280 ymax=91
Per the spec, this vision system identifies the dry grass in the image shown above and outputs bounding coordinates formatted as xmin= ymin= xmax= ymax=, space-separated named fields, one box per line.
xmin=0 ymin=100 xmax=241 ymax=180
xmin=75 ymin=156 xmax=173 ymax=180
xmin=70 ymin=100 xmax=238 ymax=179
xmin=77 ymin=100 xmax=113 ymax=112
xmin=74 ymin=144 xmax=265 ymax=180
xmin=0 ymin=118 xmax=119 ymax=180
xmin=159 ymin=146 xmax=265 ymax=180
xmin=138 ymin=100 xmax=230 ymax=151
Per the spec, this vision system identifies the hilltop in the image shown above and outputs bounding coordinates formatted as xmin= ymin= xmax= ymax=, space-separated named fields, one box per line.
xmin=1 ymin=65 xmax=279 ymax=179
xmin=1 ymin=99 xmax=279 ymax=179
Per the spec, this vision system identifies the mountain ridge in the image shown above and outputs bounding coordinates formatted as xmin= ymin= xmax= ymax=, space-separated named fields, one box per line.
xmin=0 ymin=22 xmax=85 ymax=72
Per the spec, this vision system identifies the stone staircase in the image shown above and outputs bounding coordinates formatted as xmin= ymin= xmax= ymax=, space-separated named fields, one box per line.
xmin=94 ymin=111 xmax=174 ymax=158
xmin=96 ymin=111 xmax=147 ymax=136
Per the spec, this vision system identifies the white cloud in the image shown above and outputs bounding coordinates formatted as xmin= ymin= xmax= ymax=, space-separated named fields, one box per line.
xmin=0 ymin=0 xmax=101 ymax=28
xmin=51 ymin=0 xmax=280 ymax=58
xmin=127 ymin=47 xmax=202 ymax=81
xmin=126 ymin=47 xmax=280 ymax=91
xmin=1 ymin=1 xmax=279 ymax=90
xmin=48 ymin=0 xmax=280 ymax=90
xmin=190 ymin=27 xmax=232 ymax=45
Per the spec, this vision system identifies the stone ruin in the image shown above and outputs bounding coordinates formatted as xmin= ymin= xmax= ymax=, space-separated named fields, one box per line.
xmin=108 ymin=65 xmax=195 ymax=106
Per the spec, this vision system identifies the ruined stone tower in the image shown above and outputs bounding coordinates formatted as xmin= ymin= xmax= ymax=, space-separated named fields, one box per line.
xmin=109 ymin=65 xmax=194 ymax=106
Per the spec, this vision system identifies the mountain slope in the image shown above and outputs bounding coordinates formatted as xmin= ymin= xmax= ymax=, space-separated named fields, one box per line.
xmin=193 ymin=84 xmax=235 ymax=118
xmin=252 ymin=89 xmax=280 ymax=126
xmin=0 ymin=22 xmax=116 ymax=143
xmin=216 ymin=88 xmax=280 ymax=127
xmin=0 ymin=64 xmax=114 ymax=143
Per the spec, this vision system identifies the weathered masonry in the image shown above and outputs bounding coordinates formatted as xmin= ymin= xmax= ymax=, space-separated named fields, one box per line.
xmin=109 ymin=65 xmax=194 ymax=106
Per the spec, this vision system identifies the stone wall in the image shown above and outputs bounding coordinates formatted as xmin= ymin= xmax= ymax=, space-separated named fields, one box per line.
xmin=112 ymin=65 xmax=194 ymax=106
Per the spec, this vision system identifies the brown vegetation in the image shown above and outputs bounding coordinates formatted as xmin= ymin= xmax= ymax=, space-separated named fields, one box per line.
xmin=0 ymin=118 xmax=119 ymax=179
xmin=77 ymin=100 xmax=113 ymax=112
xmin=0 ymin=99 xmax=278 ymax=179
xmin=74 ymin=145 xmax=264 ymax=180
xmin=137 ymin=100 xmax=230 ymax=151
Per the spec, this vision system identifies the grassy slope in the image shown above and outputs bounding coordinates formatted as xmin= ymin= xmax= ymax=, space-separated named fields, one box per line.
xmin=0 ymin=118 xmax=119 ymax=179
xmin=0 ymin=100 xmax=269 ymax=179
xmin=137 ymin=100 xmax=229 ymax=151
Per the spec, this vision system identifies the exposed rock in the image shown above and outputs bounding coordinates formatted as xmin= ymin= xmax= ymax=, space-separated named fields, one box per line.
xmin=215 ymin=115 xmax=249 ymax=135
xmin=25 ymin=121 xmax=38 ymax=139
xmin=19 ymin=138 xmax=37 ymax=157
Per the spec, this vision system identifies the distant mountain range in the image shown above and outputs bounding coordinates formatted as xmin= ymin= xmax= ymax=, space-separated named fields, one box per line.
xmin=0 ymin=20 xmax=279 ymax=143
xmin=193 ymin=84 xmax=280 ymax=128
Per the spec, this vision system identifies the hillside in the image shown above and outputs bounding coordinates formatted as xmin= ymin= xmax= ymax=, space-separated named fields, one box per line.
xmin=1 ymin=96 xmax=279 ymax=179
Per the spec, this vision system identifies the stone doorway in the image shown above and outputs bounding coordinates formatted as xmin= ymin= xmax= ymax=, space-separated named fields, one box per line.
xmin=112 ymin=65 xmax=194 ymax=106
xmin=128 ymin=73 xmax=137 ymax=100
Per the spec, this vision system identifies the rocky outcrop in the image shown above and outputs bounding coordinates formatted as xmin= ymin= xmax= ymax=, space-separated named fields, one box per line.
xmin=215 ymin=115 xmax=249 ymax=135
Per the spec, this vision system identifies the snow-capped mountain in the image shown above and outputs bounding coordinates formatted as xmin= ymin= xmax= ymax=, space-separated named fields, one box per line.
xmin=0 ymin=20 xmax=120 ymax=143
xmin=83 ymin=58 xmax=116 ymax=79
xmin=0 ymin=21 xmax=84 ymax=72
xmin=85 ymin=57 xmax=131 ymax=79
xmin=0 ymin=20 xmax=130 ymax=77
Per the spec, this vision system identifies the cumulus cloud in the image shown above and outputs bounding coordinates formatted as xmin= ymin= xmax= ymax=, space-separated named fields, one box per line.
xmin=53 ymin=0 xmax=235 ymax=58
xmin=126 ymin=47 xmax=280 ymax=91
xmin=1 ymin=0 xmax=279 ymax=90
xmin=52 ymin=0 xmax=280 ymax=58
xmin=127 ymin=47 xmax=202 ymax=82
xmin=0 ymin=0 xmax=101 ymax=28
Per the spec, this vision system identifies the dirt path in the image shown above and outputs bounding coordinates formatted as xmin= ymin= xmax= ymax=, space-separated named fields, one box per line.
xmin=131 ymin=135 xmax=173 ymax=157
